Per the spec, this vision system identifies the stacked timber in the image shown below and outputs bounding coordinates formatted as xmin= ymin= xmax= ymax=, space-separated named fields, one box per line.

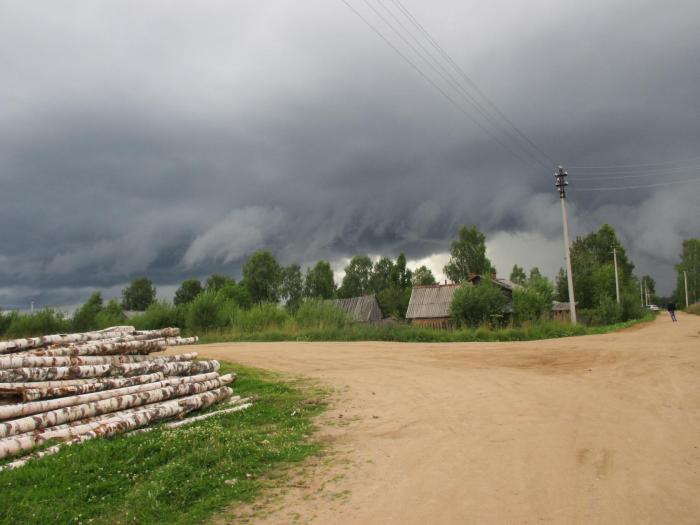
xmin=0 ymin=326 xmax=250 ymax=469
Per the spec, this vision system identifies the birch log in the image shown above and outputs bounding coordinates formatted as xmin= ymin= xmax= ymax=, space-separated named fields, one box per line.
xmin=0 ymin=386 xmax=232 ymax=465
xmin=20 ymin=339 xmax=169 ymax=358
xmin=20 ymin=371 xmax=212 ymax=401
xmin=115 ymin=359 xmax=219 ymax=377
xmin=0 ymin=327 xmax=137 ymax=354
xmin=0 ymin=372 xmax=233 ymax=419
xmin=0 ymin=351 xmax=198 ymax=370
xmin=0 ymin=364 xmax=112 ymax=383
xmin=0 ymin=374 xmax=234 ymax=439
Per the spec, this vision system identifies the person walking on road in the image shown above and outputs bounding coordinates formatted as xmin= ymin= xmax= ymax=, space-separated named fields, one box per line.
xmin=668 ymin=302 xmax=677 ymax=322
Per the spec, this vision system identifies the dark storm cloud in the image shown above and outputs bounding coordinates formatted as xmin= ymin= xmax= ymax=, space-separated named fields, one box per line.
xmin=1 ymin=0 xmax=699 ymax=307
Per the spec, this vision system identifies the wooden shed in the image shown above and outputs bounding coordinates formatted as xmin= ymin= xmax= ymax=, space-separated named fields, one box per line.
xmin=405 ymin=284 xmax=459 ymax=328
xmin=331 ymin=295 xmax=383 ymax=323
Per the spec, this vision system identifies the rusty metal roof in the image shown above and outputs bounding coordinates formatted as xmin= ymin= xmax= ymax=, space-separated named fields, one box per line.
xmin=331 ymin=295 xmax=383 ymax=322
xmin=405 ymin=284 xmax=459 ymax=319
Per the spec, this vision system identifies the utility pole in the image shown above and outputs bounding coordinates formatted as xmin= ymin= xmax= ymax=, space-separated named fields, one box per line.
xmin=613 ymin=246 xmax=620 ymax=304
xmin=640 ymin=279 xmax=644 ymax=307
xmin=684 ymin=270 xmax=689 ymax=308
xmin=30 ymin=301 xmax=34 ymax=314
xmin=555 ymin=166 xmax=576 ymax=324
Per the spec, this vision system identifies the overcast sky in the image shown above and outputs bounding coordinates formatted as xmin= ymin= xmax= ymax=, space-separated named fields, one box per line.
xmin=1 ymin=0 xmax=699 ymax=308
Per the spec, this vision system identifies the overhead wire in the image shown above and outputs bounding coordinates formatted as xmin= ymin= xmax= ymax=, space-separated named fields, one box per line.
xmin=571 ymin=164 xmax=700 ymax=180
xmin=372 ymin=0 xmax=552 ymax=170
xmin=338 ymin=0 xmax=553 ymax=171
xmin=568 ymin=155 xmax=700 ymax=170
xmin=389 ymin=0 xmax=557 ymax=167
xmin=574 ymin=176 xmax=700 ymax=192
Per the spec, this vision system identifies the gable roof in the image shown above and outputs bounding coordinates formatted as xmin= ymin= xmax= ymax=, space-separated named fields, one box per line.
xmin=331 ymin=295 xmax=383 ymax=322
xmin=405 ymin=284 xmax=459 ymax=319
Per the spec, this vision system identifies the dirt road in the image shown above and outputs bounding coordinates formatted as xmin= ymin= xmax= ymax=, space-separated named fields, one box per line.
xmin=183 ymin=313 xmax=700 ymax=524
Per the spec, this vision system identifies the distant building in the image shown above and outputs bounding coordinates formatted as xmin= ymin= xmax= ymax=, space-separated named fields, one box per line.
xmin=406 ymin=275 xmax=521 ymax=328
xmin=405 ymin=283 xmax=459 ymax=328
xmin=551 ymin=301 xmax=575 ymax=322
xmin=331 ymin=295 xmax=383 ymax=323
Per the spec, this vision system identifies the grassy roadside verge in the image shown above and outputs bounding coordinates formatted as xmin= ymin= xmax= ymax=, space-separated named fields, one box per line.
xmin=196 ymin=314 xmax=656 ymax=344
xmin=0 ymin=362 xmax=328 ymax=525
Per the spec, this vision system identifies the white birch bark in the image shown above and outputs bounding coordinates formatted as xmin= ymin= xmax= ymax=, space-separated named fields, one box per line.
xmin=0 ymin=371 xmax=233 ymax=419
xmin=0 ymin=374 xmax=234 ymax=440
xmin=0 ymin=364 xmax=112 ymax=383
xmin=0 ymin=327 xmax=137 ymax=354
xmin=115 ymin=359 xmax=219 ymax=377
xmin=20 ymin=372 xmax=218 ymax=402
xmin=0 ymin=386 xmax=232 ymax=466
xmin=0 ymin=351 xmax=198 ymax=370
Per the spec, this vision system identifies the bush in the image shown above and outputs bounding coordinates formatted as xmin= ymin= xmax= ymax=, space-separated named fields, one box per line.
xmin=231 ymin=302 xmax=289 ymax=332
xmin=294 ymin=300 xmax=351 ymax=329
xmin=72 ymin=292 xmax=104 ymax=332
xmin=512 ymin=286 xmax=552 ymax=325
xmin=591 ymin=296 xmax=622 ymax=325
xmin=4 ymin=309 xmax=71 ymax=338
xmin=132 ymin=301 xmax=185 ymax=330
xmin=185 ymin=292 xmax=234 ymax=332
xmin=0 ymin=311 xmax=19 ymax=336
xmin=450 ymin=282 xmax=507 ymax=327
xmin=94 ymin=299 xmax=127 ymax=329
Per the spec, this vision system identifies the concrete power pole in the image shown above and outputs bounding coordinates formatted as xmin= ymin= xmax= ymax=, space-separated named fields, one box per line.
xmin=555 ymin=166 xmax=576 ymax=324
xmin=640 ymin=279 xmax=644 ymax=307
xmin=613 ymin=247 xmax=620 ymax=304
xmin=684 ymin=270 xmax=689 ymax=308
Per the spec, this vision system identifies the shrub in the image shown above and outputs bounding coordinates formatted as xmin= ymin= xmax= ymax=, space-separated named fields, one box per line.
xmin=231 ymin=302 xmax=289 ymax=332
xmin=512 ymin=288 xmax=550 ymax=325
xmin=450 ymin=282 xmax=507 ymax=327
xmin=294 ymin=300 xmax=351 ymax=329
xmin=94 ymin=299 xmax=127 ymax=329
xmin=4 ymin=309 xmax=71 ymax=338
xmin=185 ymin=292 xmax=234 ymax=332
xmin=218 ymin=283 xmax=253 ymax=309
xmin=72 ymin=292 xmax=104 ymax=331
xmin=132 ymin=301 xmax=185 ymax=330
xmin=0 ymin=311 xmax=19 ymax=336
xmin=591 ymin=296 xmax=622 ymax=325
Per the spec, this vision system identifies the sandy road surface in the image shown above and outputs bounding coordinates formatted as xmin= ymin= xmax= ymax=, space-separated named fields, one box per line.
xmin=174 ymin=313 xmax=700 ymax=524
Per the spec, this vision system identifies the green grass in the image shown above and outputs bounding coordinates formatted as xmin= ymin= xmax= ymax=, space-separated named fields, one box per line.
xmin=0 ymin=363 xmax=328 ymax=525
xmin=196 ymin=315 xmax=655 ymax=344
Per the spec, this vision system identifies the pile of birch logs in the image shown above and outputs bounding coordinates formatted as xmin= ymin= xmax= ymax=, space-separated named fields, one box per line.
xmin=0 ymin=326 xmax=249 ymax=470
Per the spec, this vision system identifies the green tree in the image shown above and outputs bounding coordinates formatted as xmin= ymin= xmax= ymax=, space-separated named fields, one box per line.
xmin=377 ymin=286 xmax=411 ymax=319
xmin=122 ymin=278 xmax=156 ymax=311
xmin=443 ymin=226 xmax=494 ymax=283
xmin=370 ymin=257 xmax=395 ymax=293
xmin=72 ymin=292 xmax=103 ymax=331
xmin=529 ymin=267 xmax=542 ymax=281
xmin=395 ymin=253 xmax=413 ymax=289
xmin=219 ymin=282 xmax=253 ymax=309
xmin=675 ymin=238 xmax=700 ymax=306
xmin=205 ymin=274 xmax=235 ymax=292
xmin=281 ymin=264 xmax=305 ymax=310
xmin=510 ymin=264 xmax=527 ymax=285
xmin=174 ymin=279 xmax=203 ymax=306
xmin=242 ymin=250 xmax=283 ymax=303
xmin=449 ymin=281 xmax=507 ymax=327
xmin=338 ymin=255 xmax=373 ymax=298
xmin=412 ymin=265 xmax=437 ymax=286
xmin=304 ymin=261 xmax=336 ymax=300
xmin=94 ymin=299 xmax=126 ymax=328
xmin=512 ymin=274 xmax=554 ymax=325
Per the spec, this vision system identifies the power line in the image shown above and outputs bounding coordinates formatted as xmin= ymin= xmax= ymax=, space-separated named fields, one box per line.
xmin=388 ymin=0 xmax=556 ymax=166
xmin=338 ymin=0 xmax=544 ymax=169
xmin=570 ymin=163 xmax=700 ymax=177
xmin=575 ymin=176 xmax=700 ymax=192
xmin=568 ymin=155 xmax=700 ymax=170
xmin=372 ymin=0 xmax=551 ymax=170
xmin=572 ymin=165 xmax=700 ymax=180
